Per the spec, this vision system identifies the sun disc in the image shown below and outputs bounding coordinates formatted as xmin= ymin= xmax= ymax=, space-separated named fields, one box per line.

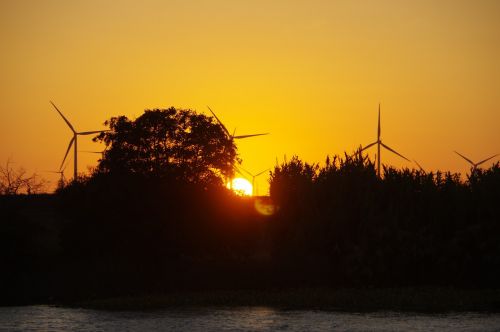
xmin=228 ymin=177 xmax=253 ymax=196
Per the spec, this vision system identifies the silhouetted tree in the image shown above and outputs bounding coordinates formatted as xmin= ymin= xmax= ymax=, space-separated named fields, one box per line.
xmin=0 ymin=159 xmax=47 ymax=195
xmin=93 ymin=108 xmax=237 ymax=185
xmin=270 ymin=156 xmax=317 ymax=206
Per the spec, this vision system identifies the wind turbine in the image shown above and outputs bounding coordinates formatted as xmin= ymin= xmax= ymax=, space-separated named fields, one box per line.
xmin=237 ymin=166 xmax=269 ymax=196
xmin=51 ymin=101 xmax=108 ymax=180
xmin=44 ymin=163 xmax=67 ymax=185
xmin=454 ymin=151 xmax=499 ymax=172
xmin=359 ymin=104 xmax=410 ymax=177
xmin=207 ymin=106 xmax=269 ymax=187
xmin=207 ymin=106 xmax=269 ymax=141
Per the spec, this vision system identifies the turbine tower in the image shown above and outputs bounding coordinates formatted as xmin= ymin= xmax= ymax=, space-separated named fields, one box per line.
xmin=360 ymin=104 xmax=410 ymax=177
xmin=51 ymin=101 xmax=108 ymax=180
xmin=454 ymin=151 xmax=499 ymax=172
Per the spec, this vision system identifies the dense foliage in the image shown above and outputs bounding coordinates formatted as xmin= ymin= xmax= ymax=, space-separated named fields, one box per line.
xmin=93 ymin=108 xmax=237 ymax=184
xmin=269 ymin=154 xmax=500 ymax=287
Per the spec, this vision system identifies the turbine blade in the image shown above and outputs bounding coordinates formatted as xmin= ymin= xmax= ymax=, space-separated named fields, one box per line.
xmin=238 ymin=165 xmax=254 ymax=178
xmin=234 ymin=167 xmax=245 ymax=177
xmin=381 ymin=142 xmax=410 ymax=161
xmin=234 ymin=166 xmax=251 ymax=181
xmin=80 ymin=151 xmax=102 ymax=155
xmin=413 ymin=160 xmax=425 ymax=172
xmin=255 ymin=168 xmax=270 ymax=177
xmin=50 ymin=101 xmax=75 ymax=133
xmin=475 ymin=153 xmax=499 ymax=167
xmin=454 ymin=151 xmax=475 ymax=166
xmin=377 ymin=103 xmax=381 ymax=140
xmin=233 ymin=133 xmax=269 ymax=139
xmin=207 ymin=106 xmax=230 ymax=137
xmin=60 ymin=137 xmax=75 ymax=170
xmin=79 ymin=130 xmax=108 ymax=135
xmin=360 ymin=141 xmax=378 ymax=152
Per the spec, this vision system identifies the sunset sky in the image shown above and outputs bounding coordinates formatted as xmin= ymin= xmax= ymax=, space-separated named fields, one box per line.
xmin=1 ymin=0 xmax=499 ymax=193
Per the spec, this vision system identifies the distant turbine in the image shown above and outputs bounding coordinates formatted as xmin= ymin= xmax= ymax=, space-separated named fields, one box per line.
xmin=454 ymin=151 xmax=499 ymax=171
xmin=207 ymin=106 xmax=269 ymax=141
xmin=51 ymin=101 xmax=108 ymax=180
xmin=360 ymin=104 xmax=410 ymax=177
xmin=238 ymin=166 xmax=269 ymax=196
xmin=207 ymin=106 xmax=269 ymax=187
xmin=44 ymin=163 xmax=67 ymax=184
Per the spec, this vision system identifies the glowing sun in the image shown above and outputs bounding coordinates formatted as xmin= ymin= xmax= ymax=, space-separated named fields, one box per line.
xmin=228 ymin=177 xmax=253 ymax=196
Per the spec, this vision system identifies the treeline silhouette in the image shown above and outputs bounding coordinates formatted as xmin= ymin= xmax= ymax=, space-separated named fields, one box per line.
xmin=269 ymin=154 xmax=500 ymax=288
xmin=1 ymin=107 xmax=500 ymax=304
xmin=2 ymin=155 xmax=499 ymax=304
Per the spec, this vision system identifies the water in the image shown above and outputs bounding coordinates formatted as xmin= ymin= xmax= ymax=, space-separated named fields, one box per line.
xmin=1 ymin=306 xmax=500 ymax=331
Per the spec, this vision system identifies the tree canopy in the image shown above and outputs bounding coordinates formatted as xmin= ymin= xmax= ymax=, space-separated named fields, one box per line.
xmin=93 ymin=107 xmax=237 ymax=184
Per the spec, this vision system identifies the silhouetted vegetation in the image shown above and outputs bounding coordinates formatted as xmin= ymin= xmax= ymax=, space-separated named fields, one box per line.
xmin=1 ymin=107 xmax=500 ymax=308
xmin=92 ymin=107 xmax=237 ymax=184
xmin=0 ymin=159 xmax=47 ymax=195
xmin=269 ymin=154 xmax=500 ymax=288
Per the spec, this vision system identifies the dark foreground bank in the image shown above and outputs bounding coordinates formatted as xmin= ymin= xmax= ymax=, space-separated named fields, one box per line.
xmin=2 ymin=158 xmax=500 ymax=309
xmin=75 ymin=288 xmax=500 ymax=312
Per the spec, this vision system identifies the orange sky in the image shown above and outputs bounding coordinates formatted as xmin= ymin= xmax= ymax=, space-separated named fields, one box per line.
xmin=1 ymin=0 xmax=500 ymax=193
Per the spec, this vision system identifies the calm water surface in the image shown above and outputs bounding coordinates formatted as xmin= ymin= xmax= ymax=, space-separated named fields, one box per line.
xmin=1 ymin=306 xmax=500 ymax=331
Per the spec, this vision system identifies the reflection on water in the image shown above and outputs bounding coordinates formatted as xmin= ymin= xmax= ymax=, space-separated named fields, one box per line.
xmin=1 ymin=305 xmax=500 ymax=332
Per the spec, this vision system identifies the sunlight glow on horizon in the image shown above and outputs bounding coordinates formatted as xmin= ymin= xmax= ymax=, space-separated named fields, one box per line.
xmin=228 ymin=178 xmax=253 ymax=196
